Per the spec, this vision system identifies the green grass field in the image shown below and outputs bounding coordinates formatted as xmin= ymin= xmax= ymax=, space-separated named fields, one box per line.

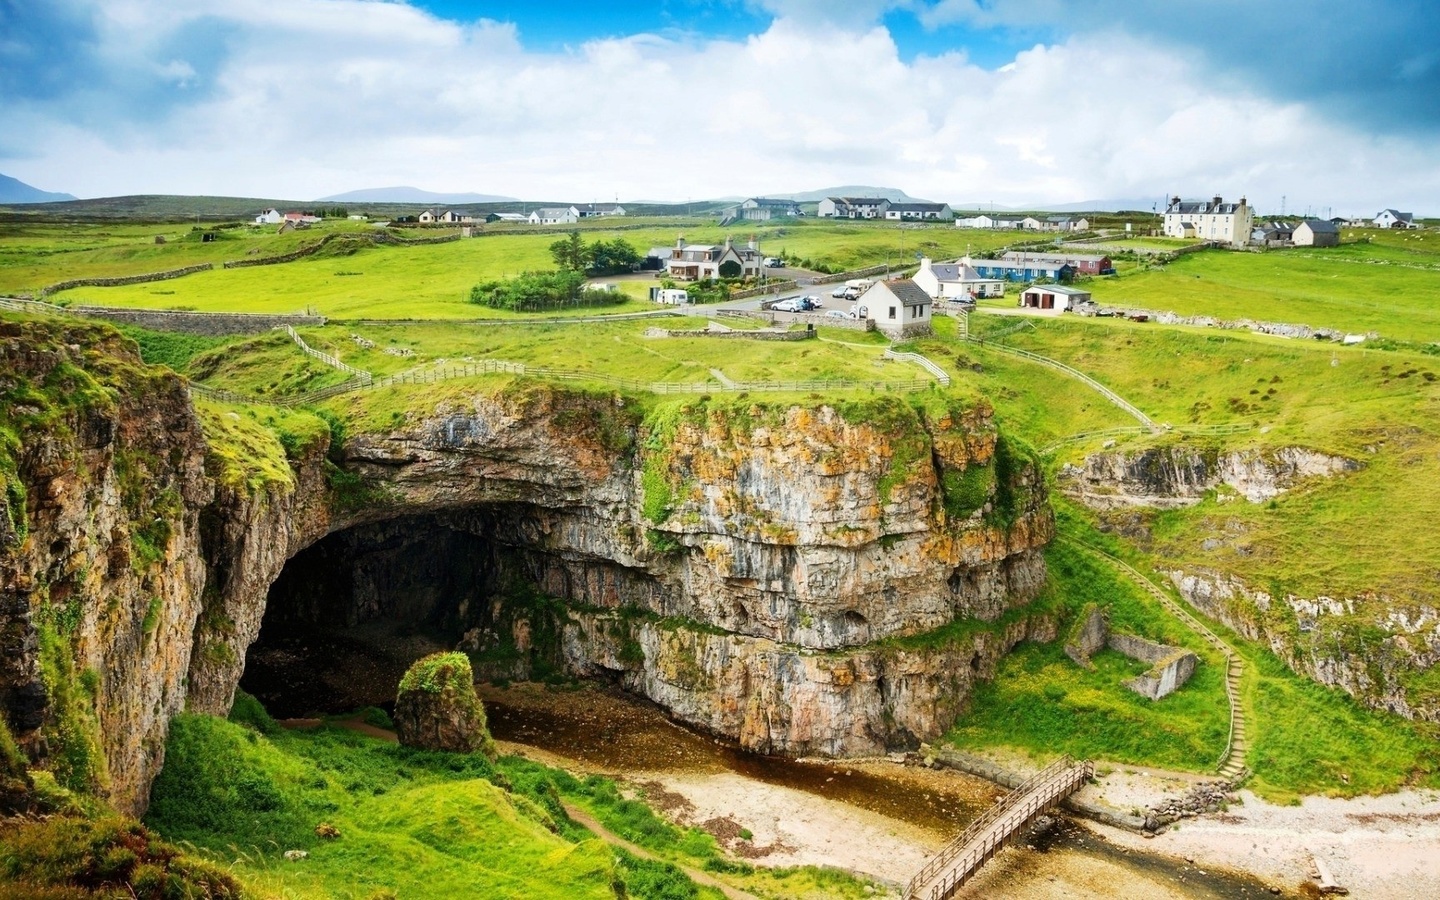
xmin=13 ymin=220 xmax=1019 ymax=319
xmin=1085 ymin=232 xmax=1440 ymax=341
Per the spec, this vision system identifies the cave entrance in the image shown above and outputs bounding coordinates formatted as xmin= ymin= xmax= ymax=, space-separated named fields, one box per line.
xmin=240 ymin=513 xmax=544 ymax=719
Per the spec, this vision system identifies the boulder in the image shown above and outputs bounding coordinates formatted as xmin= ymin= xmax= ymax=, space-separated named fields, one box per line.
xmin=394 ymin=652 xmax=496 ymax=757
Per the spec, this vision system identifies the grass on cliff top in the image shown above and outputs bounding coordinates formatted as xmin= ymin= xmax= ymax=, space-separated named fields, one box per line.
xmin=1082 ymin=233 xmax=1440 ymax=342
xmin=1052 ymin=505 xmax=1440 ymax=801
xmin=938 ymin=312 xmax=1440 ymax=608
xmin=194 ymin=400 xmax=327 ymax=496
xmin=182 ymin=319 xmax=936 ymax=402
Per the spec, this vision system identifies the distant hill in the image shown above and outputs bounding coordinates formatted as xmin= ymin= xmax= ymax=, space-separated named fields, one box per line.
xmin=952 ymin=198 xmax=1167 ymax=214
xmin=768 ymin=186 xmax=924 ymax=203
xmin=317 ymin=186 xmax=518 ymax=204
xmin=0 ymin=173 xmax=77 ymax=204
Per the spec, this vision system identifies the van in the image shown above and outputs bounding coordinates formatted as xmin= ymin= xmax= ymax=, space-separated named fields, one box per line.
xmin=845 ymin=278 xmax=873 ymax=292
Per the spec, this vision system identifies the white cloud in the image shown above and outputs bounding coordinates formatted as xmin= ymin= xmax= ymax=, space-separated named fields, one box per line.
xmin=4 ymin=0 xmax=1438 ymax=214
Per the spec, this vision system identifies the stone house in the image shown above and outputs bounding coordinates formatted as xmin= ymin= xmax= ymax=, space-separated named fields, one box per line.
xmin=1163 ymin=195 xmax=1254 ymax=247
xmin=1293 ymin=219 xmax=1340 ymax=247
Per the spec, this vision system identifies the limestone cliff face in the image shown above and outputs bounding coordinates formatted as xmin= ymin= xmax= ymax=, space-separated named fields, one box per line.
xmin=2 ymin=321 xmax=1054 ymax=813
xmin=0 ymin=321 xmax=211 ymax=816
xmin=1061 ymin=444 xmax=1360 ymax=508
xmin=1169 ymin=568 xmax=1440 ymax=721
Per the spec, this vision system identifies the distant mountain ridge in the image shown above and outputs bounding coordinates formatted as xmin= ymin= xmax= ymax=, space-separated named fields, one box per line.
xmin=0 ymin=173 xmax=77 ymax=204
xmin=316 ymin=186 xmax=518 ymax=204
xmin=767 ymin=186 xmax=925 ymax=203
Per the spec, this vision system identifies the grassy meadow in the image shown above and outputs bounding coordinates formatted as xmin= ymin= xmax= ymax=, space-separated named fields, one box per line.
xmin=10 ymin=219 xmax=1019 ymax=319
xmin=1084 ymin=230 xmax=1440 ymax=341
xmin=141 ymin=705 xmax=877 ymax=900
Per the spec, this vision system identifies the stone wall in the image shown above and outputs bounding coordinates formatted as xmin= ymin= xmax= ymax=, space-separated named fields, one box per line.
xmin=1124 ymin=648 xmax=1198 ymax=701
xmin=68 ymin=307 xmax=325 ymax=336
xmin=1063 ymin=606 xmax=1197 ymax=700
xmin=645 ymin=326 xmax=815 ymax=341
xmin=1064 ymin=604 xmax=1107 ymax=667
xmin=40 ymin=264 xmax=215 ymax=297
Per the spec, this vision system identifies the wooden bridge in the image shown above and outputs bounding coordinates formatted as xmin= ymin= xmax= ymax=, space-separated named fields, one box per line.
xmin=904 ymin=755 xmax=1094 ymax=900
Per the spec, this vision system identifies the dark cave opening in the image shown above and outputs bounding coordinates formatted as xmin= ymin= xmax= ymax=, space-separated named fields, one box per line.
xmin=239 ymin=514 xmax=528 ymax=719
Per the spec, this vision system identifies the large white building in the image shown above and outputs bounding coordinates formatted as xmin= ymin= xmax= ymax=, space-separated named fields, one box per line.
xmin=1163 ymin=195 xmax=1253 ymax=247
xmin=912 ymin=257 xmax=1004 ymax=300
xmin=663 ymin=236 xmax=763 ymax=281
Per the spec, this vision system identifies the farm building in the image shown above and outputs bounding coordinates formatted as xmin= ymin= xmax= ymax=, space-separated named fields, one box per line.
xmin=1251 ymin=221 xmax=1295 ymax=245
xmin=578 ymin=204 xmax=626 ymax=217
xmin=1041 ymin=216 xmax=1089 ymax=232
xmin=1293 ymin=219 xmax=1340 ymax=247
xmin=1163 ymin=195 xmax=1253 ymax=247
xmin=663 ymin=236 xmax=763 ymax=281
xmin=999 ymin=250 xmax=1113 ymax=275
xmin=955 ymin=215 xmax=997 ymax=229
xmin=855 ymin=279 xmax=933 ymax=338
xmin=485 ymin=212 xmax=529 ymax=224
xmin=1019 ymin=284 xmax=1091 ymax=314
xmin=912 ymin=257 xmax=1004 ymax=300
xmin=1373 ymin=209 xmax=1418 ymax=229
xmin=253 ymin=208 xmax=283 ymax=225
xmin=438 ymin=210 xmax=474 ymax=224
xmin=970 ymin=259 xmax=1075 ymax=283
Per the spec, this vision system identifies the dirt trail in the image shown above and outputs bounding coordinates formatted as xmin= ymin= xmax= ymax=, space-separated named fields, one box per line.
xmin=559 ymin=801 xmax=760 ymax=900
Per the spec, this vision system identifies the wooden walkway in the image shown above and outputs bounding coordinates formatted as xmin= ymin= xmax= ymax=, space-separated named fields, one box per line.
xmin=1062 ymin=538 xmax=1249 ymax=780
xmin=904 ymin=755 xmax=1094 ymax=900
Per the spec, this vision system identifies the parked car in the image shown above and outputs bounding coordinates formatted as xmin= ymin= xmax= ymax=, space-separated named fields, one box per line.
xmin=764 ymin=257 xmax=784 ymax=268
xmin=831 ymin=286 xmax=850 ymax=298
xmin=824 ymin=309 xmax=849 ymax=319
xmin=772 ymin=298 xmax=802 ymax=312
xmin=799 ymin=296 xmax=822 ymax=310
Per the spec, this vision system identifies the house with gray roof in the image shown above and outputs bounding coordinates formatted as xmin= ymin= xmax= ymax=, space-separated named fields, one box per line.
xmin=529 ymin=207 xmax=580 ymax=225
xmin=728 ymin=197 xmax=801 ymax=221
xmin=1293 ymin=218 xmax=1340 ymax=247
xmin=913 ymin=256 xmax=1004 ymax=300
xmin=883 ymin=202 xmax=954 ymax=221
xmin=1163 ymin=195 xmax=1253 ymax=246
xmin=1373 ymin=209 xmax=1418 ymax=229
xmin=818 ymin=197 xmax=891 ymax=219
xmin=856 ymin=278 xmax=933 ymax=337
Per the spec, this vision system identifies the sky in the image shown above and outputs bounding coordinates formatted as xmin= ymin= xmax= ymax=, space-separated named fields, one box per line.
xmin=1 ymin=0 xmax=1438 ymax=213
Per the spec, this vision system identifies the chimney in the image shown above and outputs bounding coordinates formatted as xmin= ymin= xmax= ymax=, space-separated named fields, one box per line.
xmin=1213 ymin=194 xmax=1223 ymax=208
xmin=676 ymin=235 xmax=685 ymax=249
xmin=748 ymin=235 xmax=757 ymax=251
xmin=1170 ymin=195 xmax=1181 ymax=209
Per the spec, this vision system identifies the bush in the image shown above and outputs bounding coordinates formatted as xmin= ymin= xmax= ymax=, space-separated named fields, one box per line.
xmin=468 ymin=270 xmax=627 ymax=312
xmin=0 ymin=815 xmax=242 ymax=900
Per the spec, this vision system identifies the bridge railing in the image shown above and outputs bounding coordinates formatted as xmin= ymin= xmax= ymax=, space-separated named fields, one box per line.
xmin=905 ymin=755 xmax=1082 ymax=899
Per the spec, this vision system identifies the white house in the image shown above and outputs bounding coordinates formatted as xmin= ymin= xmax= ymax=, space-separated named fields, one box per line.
xmin=1018 ymin=284 xmax=1092 ymax=314
xmin=955 ymin=215 xmax=997 ymax=229
xmin=529 ymin=207 xmax=580 ymax=225
xmin=1163 ymin=195 xmax=1254 ymax=247
xmin=730 ymin=197 xmax=801 ymax=221
xmin=818 ymin=197 xmax=890 ymax=219
xmin=1373 ymin=209 xmax=1418 ymax=229
xmin=883 ymin=202 xmax=954 ymax=221
xmin=439 ymin=210 xmax=474 ymax=224
xmin=855 ymin=279 xmax=933 ymax=338
xmin=1018 ymin=216 xmax=1044 ymax=231
xmin=418 ymin=208 xmax=440 ymax=223
xmin=578 ymin=204 xmax=626 ymax=217
xmin=912 ymin=257 xmax=1004 ymax=300
xmin=1293 ymin=219 xmax=1340 ymax=247
xmin=254 ymin=208 xmax=283 ymax=225
xmin=663 ymin=236 xmax=763 ymax=281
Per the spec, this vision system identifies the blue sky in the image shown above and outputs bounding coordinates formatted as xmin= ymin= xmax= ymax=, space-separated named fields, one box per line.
xmin=1 ymin=0 xmax=1437 ymax=211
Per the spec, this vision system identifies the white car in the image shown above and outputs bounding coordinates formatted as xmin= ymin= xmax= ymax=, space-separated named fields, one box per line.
xmin=831 ymin=287 xmax=850 ymax=298
xmin=824 ymin=309 xmax=849 ymax=319
xmin=772 ymin=299 xmax=802 ymax=312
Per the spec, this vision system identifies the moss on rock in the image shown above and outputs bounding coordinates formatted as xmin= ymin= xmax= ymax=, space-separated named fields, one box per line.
xmin=395 ymin=653 xmax=496 ymax=758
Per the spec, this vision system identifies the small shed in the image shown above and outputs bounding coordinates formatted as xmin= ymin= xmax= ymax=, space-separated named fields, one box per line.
xmin=1019 ymin=284 xmax=1091 ymax=314
xmin=1293 ymin=219 xmax=1340 ymax=247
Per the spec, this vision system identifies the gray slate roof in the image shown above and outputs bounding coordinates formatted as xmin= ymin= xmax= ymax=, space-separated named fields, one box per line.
xmin=1300 ymin=218 xmax=1340 ymax=234
xmin=884 ymin=279 xmax=931 ymax=307
xmin=929 ymin=263 xmax=992 ymax=282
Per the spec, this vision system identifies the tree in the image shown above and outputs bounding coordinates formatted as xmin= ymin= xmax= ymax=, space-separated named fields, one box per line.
xmin=718 ymin=259 xmax=742 ymax=278
xmin=549 ymin=230 xmax=590 ymax=271
xmin=589 ymin=238 xmax=641 ymax=275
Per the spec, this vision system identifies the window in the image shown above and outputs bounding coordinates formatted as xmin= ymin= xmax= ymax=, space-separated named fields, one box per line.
xmin=888 ymin=306 xmax=896 ymax=319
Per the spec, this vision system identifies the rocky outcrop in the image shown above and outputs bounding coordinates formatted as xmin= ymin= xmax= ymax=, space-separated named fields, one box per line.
xmin=1061 ymin=444 xmax=1360 ymax=508
xmin=0 ymin=320 xmax=212 ymax=816
xmin=1169 ymin=568 xmax=1440 ymax=720
xmin=394 ymin=652 xmax=496 ymax=756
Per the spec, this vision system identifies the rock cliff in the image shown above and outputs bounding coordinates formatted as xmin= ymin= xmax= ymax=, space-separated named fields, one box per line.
xmin=1 ymin=319 xmax=1054 ymax=814
xmin=1060 ymin=444 xmax=1360 ymax=508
